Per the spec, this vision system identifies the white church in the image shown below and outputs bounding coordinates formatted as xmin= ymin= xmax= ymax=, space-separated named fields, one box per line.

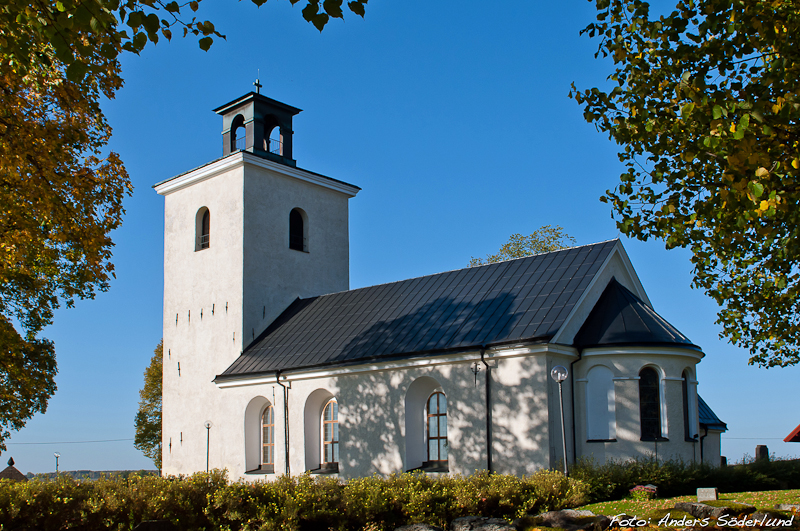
xmin=155 ymin=91 xmax=727 ymax=480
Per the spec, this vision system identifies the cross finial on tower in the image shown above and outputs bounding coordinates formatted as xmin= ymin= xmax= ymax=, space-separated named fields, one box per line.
xmin=253 ymin=73 xmax=262 ymax=94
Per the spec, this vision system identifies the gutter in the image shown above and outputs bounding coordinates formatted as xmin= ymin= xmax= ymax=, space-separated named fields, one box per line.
xmin=276 ymin=371 xmax=290 ymax=476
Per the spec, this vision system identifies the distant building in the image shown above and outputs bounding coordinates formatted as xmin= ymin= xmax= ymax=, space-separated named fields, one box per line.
xmin=155 ymin=91 xmax=727 ymax=480
xmin=0 ymin=458 xmax=27 ymax=482
xmin=784 ymin=423 xmax=800 ymax=443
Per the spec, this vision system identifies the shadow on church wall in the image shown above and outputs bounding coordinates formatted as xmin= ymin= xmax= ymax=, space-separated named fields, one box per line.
xmin=330 ymin=292 xmax=560 ymax=477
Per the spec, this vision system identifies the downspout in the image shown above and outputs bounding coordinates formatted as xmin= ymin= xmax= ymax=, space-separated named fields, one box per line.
xmin=276 ymin=371 xmax=290 ymax=476
xmin=699 ymin=426 xmax=708 ymax=465
xmin=569 ymin=351 xmax=582 ymax=471
xmin=480 ymin=348 xmax=492 ymax=473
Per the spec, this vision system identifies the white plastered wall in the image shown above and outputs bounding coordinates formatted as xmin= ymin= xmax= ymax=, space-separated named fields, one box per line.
xmin=159 ymin=163 xmax=246 ymax=476
xmin=157 ymin=152 xmax=357 ymax=477
xmin=574 ymin=348 xmax=705 ymax=464
xmin=217 ymin=354 xmax=489 ymax=481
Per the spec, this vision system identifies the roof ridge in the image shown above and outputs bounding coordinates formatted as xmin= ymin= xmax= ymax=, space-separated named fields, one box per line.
xmin=310 ymin=239 xmax=620 ymax=301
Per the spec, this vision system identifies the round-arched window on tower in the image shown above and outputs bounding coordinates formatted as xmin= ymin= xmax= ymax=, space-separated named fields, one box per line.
xmin=196 ymin=207 xmax=210 ymax=251
xmin=289 ymin=208 xmax=308 ymax=252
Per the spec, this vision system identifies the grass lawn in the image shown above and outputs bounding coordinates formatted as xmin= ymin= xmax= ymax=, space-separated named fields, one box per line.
xmin=577 ymin=490 xmax=800 ymax=528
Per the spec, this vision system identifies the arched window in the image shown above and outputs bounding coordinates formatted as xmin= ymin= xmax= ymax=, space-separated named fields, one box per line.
xmin=426 ymin=391 xmax=447 ymax=465
xmin=404 ymin=376 xmax=444 ymax=471
xmin=195 ymin=207 xmax=210 ymax=251
xmin=231 ymin=114 xmax=246 ymax=151
xmin=322 ymin=399 xmax=339 ymax=465
xmin=244 ymin=396 xmax=273 ymax=474
xmin=262 ymin=405 xmax=275 ymax=468
xmin=586 ymin=365 xmax=616 ymax=441
xmin=639 ymin=367 xmax=662 ymax=440
xmin=289 ymin=208 xmax=307 ymax=252
xmin=682 ymin=370 xmax=698 ymax=441
xmin=268 ymin=125 xmax=283 ymax=155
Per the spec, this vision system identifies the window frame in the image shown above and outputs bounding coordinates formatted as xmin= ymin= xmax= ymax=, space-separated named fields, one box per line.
xmin=195 ymin=207 xmax=210 ymax=251
xmin=639 ymin=367 xmax=665 ymax=441
xmin=321 ymin=398 xmax=339 ymax=470
xmin=289 ymin=208 xmax=308 ymax=252
xmin=261 ymin=404 xmax=275 ymax=473
xmin=425 ymin=391 xmax=448 ymax=467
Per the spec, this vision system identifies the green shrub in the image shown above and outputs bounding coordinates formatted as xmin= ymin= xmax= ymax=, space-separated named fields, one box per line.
xmin=0 ymin=468 xmax=588 ymax=531
xmin=571 ymin=457 xmax=800 ymax=503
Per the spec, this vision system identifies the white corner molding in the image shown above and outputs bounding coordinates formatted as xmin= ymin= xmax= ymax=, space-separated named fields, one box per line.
xmin=154 ymin=152 xmax=360 ymax=198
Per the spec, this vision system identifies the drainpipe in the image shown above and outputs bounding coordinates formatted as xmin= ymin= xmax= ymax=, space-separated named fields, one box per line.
xmin=480 ymin=348 xmax=492 ymax=473
xmin=699 ymin=426 xmax=708 ymax=464
xmin=276 ymin=371 xmax=290 ymax=476
xmin=569 ymin=351 xmax=582 ymax=470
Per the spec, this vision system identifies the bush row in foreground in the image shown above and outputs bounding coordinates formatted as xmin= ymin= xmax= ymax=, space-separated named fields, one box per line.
xmin=0 ymin=469 xmax=587 ymax=531
xmin=572 ymin=456 xmax=800 ymax=502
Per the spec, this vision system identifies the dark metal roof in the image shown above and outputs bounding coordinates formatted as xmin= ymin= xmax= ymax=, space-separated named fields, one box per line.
xmin=698 ymin=395 xmax=727 ymax=431
xmin=573 ymin=278 xmax=699 ymax=350
xmin=212 ymin=92 xmax=303 ymax=115
xmin=218 ymin=240 xmax=618 ymax=379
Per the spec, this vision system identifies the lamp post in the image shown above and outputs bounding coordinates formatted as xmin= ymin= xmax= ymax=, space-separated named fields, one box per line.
xmin=550 ymin=365 xmax=569 ymax=477
xmin=204 ymin=421 xmax=213 ymax=473
xmin=54 ymin=452 xmax=60 ymax=476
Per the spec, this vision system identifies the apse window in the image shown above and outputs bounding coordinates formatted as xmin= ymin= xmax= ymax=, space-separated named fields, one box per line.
xmin=639 ymin=367 xmax=663 ymax=440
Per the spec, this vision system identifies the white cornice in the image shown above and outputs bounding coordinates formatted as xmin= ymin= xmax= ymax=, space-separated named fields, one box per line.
xmin=216 ymin=343 xmax=579 ymax=389
xmin=581 ymin=346 xmax=705 ymax=360
xmin=154 ymin=152 xmax=360 ymax=198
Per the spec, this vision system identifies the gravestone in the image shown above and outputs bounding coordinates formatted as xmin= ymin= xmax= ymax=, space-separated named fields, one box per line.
xmin=697 ymin=488 xmax=718 ymax=502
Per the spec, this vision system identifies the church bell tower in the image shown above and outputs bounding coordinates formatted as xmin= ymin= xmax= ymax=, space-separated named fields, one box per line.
xmin=155 ymin=89 xmax=360 ymax=476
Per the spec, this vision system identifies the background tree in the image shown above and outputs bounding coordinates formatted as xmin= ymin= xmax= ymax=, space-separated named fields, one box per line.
xmin=0 ymin=0 xmax=368 ymax=447
xmin=469 ymin=225 xmax=576 ymax=266
xmin=572 ymin=0 xmax=800 ymax=367
xmin=134 ymin=340 xmax=162 ymax=471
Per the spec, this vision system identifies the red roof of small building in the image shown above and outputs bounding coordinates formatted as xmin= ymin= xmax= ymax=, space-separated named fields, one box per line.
xmin=785 ymin=423 xmax=800 ymax=442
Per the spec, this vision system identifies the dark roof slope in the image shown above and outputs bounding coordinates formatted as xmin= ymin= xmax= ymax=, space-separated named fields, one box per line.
xmin=0 ymin=465 xmax=27 ymax=482
xmin=573 ymin=278 xmax=699 ymax=350
xmin=698 ymin=395 xmax=727 ymax=431
xmin=218 ymin=240 xmax=618 ymax=379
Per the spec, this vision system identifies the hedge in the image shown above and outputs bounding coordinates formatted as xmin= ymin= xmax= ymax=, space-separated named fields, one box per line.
xmin=0 ymin=469 xmax=588 ymax=530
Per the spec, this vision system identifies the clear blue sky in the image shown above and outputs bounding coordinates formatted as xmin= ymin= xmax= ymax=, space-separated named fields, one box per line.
xmin=6 ymin=0 xmax=799 ymax=474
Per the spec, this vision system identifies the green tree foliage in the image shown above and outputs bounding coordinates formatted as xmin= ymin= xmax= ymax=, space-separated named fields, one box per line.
xmin=1 ymin=0 xmax=370 ymax=84
xmin=134 ymin=340 xmax=162 ymax=470
xmin=0 ymin=0 xmax=367 ymax=446
xmin=0 ymin=30 xmax=129 ymax=448
xmin=571 ymin=0 xmax=800 ymax=367
xmin=469 ymin=225 xmax=576 ymax=266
